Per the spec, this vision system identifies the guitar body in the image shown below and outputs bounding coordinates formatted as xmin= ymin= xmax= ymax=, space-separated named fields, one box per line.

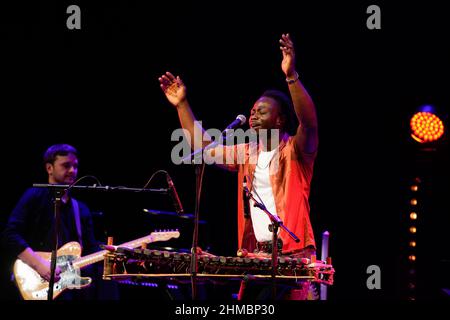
xmin=13 ymin=242 xmax=92 ymax=300
xmin=12 ymin=230 xmax=180 ymax=300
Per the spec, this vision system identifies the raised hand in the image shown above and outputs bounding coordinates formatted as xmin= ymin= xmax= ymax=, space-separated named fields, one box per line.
xmin=279 ymin=33 xmax=296 ymax=78
xmin=159 ymin=71 xmax=187 ymax=107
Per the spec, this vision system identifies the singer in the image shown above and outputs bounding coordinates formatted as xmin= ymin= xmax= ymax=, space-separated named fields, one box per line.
xmin=159 ymin=33 xmax=318 ymax=300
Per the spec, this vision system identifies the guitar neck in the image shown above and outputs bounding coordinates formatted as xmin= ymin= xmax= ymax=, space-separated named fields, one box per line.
xmin=74 ymin=234 xmax=155 ymax=269
xmin=73 ymin=250 xmax=107 ymax=269
xmin=117 ymin=234 xmax=155 ymax=249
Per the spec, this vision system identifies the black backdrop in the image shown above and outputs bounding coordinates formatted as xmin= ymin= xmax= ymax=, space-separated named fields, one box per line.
xmin=1 ymin=1 xmax=449 ymax=301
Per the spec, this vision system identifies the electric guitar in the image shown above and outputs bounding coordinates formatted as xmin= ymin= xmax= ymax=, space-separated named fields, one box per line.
xmin=13 ymin=230 xmax=180 ymax=300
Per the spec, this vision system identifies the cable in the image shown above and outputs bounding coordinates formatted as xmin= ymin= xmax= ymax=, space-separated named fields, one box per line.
xmin=138 ymin=169 xmax=169 ymax=191
xmin=66 ymin=175 xmax=103 ymax=192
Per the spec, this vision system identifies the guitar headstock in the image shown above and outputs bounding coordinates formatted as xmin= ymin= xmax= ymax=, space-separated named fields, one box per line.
xmin=150 ymin=229 xmax=180 ymax=242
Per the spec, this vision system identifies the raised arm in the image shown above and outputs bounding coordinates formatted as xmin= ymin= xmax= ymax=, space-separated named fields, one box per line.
xmin=159 ymin=72 xmax=210 ymax=150
xmin=280 ymin=34 xmax=318 ymax=155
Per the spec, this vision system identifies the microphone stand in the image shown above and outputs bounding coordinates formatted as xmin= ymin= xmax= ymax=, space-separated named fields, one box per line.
xmin=190 ymin=161 xmax=205 ymax=300
xmin=32 ymin=183 xmax=168 ymax=300
xmin=47 ymin=187 xmax=64 ymax=301
xmin=33 ymin=184 xmax=168 ymax=194
xmin=180 ymin=131 xmax=231 ymax=300
xmin=243 ymin=184 xmax=300 ymax=300
xmin=179 ymin=122 xmax=237 ymax=166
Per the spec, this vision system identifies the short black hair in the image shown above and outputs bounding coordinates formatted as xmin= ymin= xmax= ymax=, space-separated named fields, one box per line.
xmin=43 ymin=144 xmax=78 ymax=165
xmin=261 ymin=89 xmax=299 ymax=136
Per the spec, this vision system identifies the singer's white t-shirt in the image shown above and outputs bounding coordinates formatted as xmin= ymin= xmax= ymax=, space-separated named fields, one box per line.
xmin=250 ymin=148 xmax=279 ymax=242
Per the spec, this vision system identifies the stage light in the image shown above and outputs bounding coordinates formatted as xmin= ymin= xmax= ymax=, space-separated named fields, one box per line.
xmin=410 ymin=105 xmax=445 ymax=143
xmin=403 ymin=176 xmax=424 ymax=300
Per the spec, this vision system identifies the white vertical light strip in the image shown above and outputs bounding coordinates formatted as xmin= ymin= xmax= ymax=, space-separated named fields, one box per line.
xmin=320 ymin=231 xmax=330 ymax=300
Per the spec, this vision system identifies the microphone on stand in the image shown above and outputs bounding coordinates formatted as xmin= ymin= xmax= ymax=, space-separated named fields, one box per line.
xmin=166 ymin=174 xmax=184 ymax=214
xmin=222 ymin=114 xmax=247 ymax=138
xmin=181 ymin=114 xmax=247 ymax=163
xmin=225 ymin=114 xmax=247 ymax=130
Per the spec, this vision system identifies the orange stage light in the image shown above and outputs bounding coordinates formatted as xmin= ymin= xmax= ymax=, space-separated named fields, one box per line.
xmin=410 ymin=112 xmax=444 ymax=143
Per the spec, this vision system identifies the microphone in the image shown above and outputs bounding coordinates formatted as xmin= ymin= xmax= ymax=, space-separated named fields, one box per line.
xmin=181 ymin=114 xmax=247 ymax=163
xmin=225 ymin=114 xmax=247 ymax=130
xmin=166 ymin=174 xmax=184 ymax=214
xmin=222 ymin=114 xmax=247 ymax=141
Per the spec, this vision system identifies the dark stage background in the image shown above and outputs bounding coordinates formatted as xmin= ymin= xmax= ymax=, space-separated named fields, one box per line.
xmin=1 ymin=1 xmax=449 ymax=301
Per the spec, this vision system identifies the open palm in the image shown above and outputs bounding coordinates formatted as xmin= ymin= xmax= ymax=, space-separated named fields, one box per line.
xmin=280 ymin=33 xmax=296 ymax=76
xmin=159 ymin=72 xmax=187 ymax=107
